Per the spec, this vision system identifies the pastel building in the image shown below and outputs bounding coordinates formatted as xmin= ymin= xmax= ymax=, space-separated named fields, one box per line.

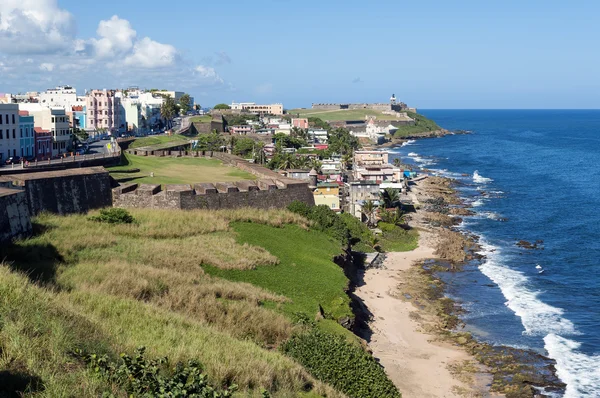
xmin=18 ymin=111 xmax=35 ymax=158
xmin=313 ymin=183 xmax=340 ymax=211
xmin=231 ymin=102 xmax=284 ymax=115
xmin=30 ymin=108 xmax=71 ymax=157
xmin=0 ymin=104 xmax=20 ymax=161
xmin=34 ymin=128 xmax=52 ymax=160
xmin=86 ymin=89 xmax=122 ymax=135
xmin=292 ymin=118 xmax=309 ymax=129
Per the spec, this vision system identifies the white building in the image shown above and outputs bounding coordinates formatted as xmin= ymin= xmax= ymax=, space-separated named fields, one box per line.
xmin=38 ymin=86 xmax=86 ymax=109
xmin=308 ymin=128 xmax=328 ymax=144
xmin=0 ymin=104 xmax=20 ymax=161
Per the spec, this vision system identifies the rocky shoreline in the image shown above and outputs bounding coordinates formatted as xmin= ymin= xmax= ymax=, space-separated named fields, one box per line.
xmin=401 ymin=173 xmax=566 ymax=397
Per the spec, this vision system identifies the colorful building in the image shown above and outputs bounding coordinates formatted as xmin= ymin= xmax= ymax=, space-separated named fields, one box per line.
xmin=313 ymin=183 xmax=340 ymax=211
xmin=34 ymin=127 xmax=52 ymax=160
xmin=0 ymin=104 xmax=20 ymax=161
xmin=86 ymin=89 xmax=122 ymax=135
xmin=30 ymin=108 xmax=71 ymax=157
xmin=18 ymin=111 xmax=35 ymax=158
xmin=292 ymin=118 xmax=309 ymax=129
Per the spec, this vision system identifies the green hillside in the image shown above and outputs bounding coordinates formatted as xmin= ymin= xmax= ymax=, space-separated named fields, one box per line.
xmin=0 ymin=208 xmax=401 ymax=398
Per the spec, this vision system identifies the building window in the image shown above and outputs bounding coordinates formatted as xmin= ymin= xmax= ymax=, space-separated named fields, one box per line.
xmin=12 ymin=129 xmax=15 ymax=139
xmin=5 ymin=114 xmax=8 ymax=124
xmin=0 ymin=129 xmax=2 ymax=139
xmin=12 ymin=114 xmax=15 ymax=124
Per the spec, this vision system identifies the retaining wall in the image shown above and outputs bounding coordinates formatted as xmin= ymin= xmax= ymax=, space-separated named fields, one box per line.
xmin=0 ymin=188 xmax=32 ymax=243
xmin=0 ymin=167 xmax=112 ymax=216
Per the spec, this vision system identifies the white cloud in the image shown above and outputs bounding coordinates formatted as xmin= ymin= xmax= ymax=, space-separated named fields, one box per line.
xmin=91 ymin=15 xmax=136 ymax=58
xmin=123 ymin=37 xmax=177 ymax=68
xmin=0 ymin=0 xmax=76 ymax=54
xmin=195 ymin=65 xmax=224 ymax=84
xmin=39 ymin=63 xmax=54 ymax=72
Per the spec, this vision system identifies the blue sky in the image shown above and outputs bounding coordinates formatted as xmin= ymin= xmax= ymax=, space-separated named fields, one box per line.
xmin=0 ymin=0 xmax=599 ymax=108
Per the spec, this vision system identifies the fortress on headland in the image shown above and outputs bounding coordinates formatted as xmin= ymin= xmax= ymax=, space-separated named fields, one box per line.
xmin=311 ymin=94 xmax=415 ymax=113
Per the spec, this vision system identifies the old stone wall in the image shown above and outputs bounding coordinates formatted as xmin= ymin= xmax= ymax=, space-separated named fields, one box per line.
xmin=113 ymin=178 xmax=315 ymax=211
xmin=0 ymin=188 xmax=32 ymax=243
xmin=0 ymin=167 xmax=112 ymax=216
xmin=0 ymin=154 xmax=121 ymax=175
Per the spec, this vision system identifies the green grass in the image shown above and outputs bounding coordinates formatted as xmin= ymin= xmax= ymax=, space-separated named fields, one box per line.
xmin=205 ymin=222 xmax=353 ymax=324
xmin=379 ymin=227 xmax=419 ymax=252
xmin=129 ymin=134 xmax=191 ymax=149
xmin=0 ymin=209 xmax=351 ymax=397
xmin=392 ymin=111 xmax=441 ymax=137
xmin=108 ymin=153 xmax=256 ymax=185
xmin=190 ymin=115 xmax=212 ymax=123
xmin=288 ymin=108 xmax=411 ymax=122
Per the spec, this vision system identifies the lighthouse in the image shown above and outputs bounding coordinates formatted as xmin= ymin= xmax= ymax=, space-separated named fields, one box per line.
xmin=390 ymin=94 xmax=397 ymax=105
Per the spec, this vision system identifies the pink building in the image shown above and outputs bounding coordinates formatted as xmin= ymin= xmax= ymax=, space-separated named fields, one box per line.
xmin=292 ymin=118 xmax=309 ymax=129
xmin=34 ymin=127 xmax=52 ymax=160
xmin=228 ymin=125 xmax=254 ymax=135
xmin=86 ymin=89 xmax=122 ymax=135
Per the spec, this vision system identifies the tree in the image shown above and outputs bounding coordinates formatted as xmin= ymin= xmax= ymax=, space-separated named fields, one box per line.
xmin=294 ymin=156 xmax=310 ymax=169
xmin=309 ymin=158 xmax=322 ymax=173
xmin=328 ymin=127 xmax=359 ymax=155
xmin=213 ymin=103 xmax=231 ymax=110
xmin=341 ymin=153 xmax=352 ymax=170
xmin=179 ymin=93 xmax=191 ymax=114
xmin=194 ymin=132 xmax=225 ymax=151
xmin=233 ymin=137 xmax=261 ymax=157
xmin=160 ymin=96 xmax=177 ymax=129
xmin=392 ymin=158 xmax=402 ymax=168
xmin=362 ymin=200 xmax=376 ymax=227
xmin=381 ymin=188 xmax=400 ymax=208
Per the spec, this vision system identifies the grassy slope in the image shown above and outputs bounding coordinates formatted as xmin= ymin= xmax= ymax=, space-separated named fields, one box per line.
xmin=393 ymin=111 xmax=441 ymax=137
xmin=0 ymin=209 xmax=351 ymax=397
xmin=129 ymin=134 xmax=190 ymax=149
xmin=288 ymin=108 xmax=408 ymax=122
xmin=108 ymin=153 xmax=255 ymax=185
xmin=190 ymin=115 xmax=212 ymax=123
xmin=206 ymin=222 xmax=352 ymax=322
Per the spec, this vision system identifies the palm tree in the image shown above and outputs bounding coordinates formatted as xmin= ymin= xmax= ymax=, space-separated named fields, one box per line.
xmin=280 ymin=153 xmax=294 ymax=170
xmin=293 ymin=156 xmax=310 ymax=169
xmin=309 ymin=158 xmax=323 ymax=173
xmin=341 ymin=153 xmax=352 ymax=170
xmin=362 ymin=200 xmax=376 ymax=227
xmin=392 ymin=158 xmax=402 ymax=168
xmin=381 ymin=188 xmax=400 ymax=208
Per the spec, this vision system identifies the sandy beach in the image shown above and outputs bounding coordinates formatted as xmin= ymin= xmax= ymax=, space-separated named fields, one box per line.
xmin=355 ymin=177 xmax=493 ymax=397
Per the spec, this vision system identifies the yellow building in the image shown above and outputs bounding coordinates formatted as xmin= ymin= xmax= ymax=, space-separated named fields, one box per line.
xmin=313 ymin=183 xmax=340 ymax=211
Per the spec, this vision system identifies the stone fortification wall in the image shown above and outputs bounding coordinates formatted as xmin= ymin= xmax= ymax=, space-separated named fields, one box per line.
xmin=113 ymin=178 xmax=315 ymax=211
xmin=113 ymin=151 xmax=315 ymax=210
xmin=0 ymin=188 xmax=32 ymax=243
xmin=0 ymin=167 xmax=112 ymax=216
xmin=0 ymin=153 xmax=120 ymax=175
xmin=311 ymin=103 xmax=409 ymax=112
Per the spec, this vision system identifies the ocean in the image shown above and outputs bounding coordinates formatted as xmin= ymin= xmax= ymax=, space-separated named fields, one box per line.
xmin=389 ymin=110 xmax=600 ymax=397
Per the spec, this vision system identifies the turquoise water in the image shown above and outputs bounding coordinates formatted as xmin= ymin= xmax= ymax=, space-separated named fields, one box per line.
xmin=390 ymin=110 xmax=600 ymax=397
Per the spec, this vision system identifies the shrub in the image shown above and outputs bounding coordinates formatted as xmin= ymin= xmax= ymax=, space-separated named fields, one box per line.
xmin=281 ymin=328 xmax=400 ymax=398
xmin=339 ymin=213 xmax=372 ymax=246
xmin=378 ymin=222 xmax=396 ymax=233
xmin=287 ymin=201 xmax=311 ymax=218
xmin=75 ymin=347 xmax=237 ymax=397
xmin=89 ymin=208 xmax=135 ymax=224
xmin=287 ymin=202 xmax=350 ymax=245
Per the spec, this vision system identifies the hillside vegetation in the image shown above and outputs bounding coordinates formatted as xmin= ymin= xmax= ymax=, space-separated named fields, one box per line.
xmin=393 ymin=111 xmax=441 ymax=137
xmin=128 ymin=134 xmax=191 ymax=149
xmin=0 ymin=207 xmax=404 ymax=397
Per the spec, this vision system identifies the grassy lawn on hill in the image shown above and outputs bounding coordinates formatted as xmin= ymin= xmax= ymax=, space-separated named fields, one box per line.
xmin=189 ymin=115 xmax=212 ymax=123
xmin=128 ymin=134 xmax=190 ymax=149
xmin=108 ymin=153 xmax=255 ymax=185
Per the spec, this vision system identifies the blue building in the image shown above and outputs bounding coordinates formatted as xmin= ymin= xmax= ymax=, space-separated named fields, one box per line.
xmin=18 ymin=111 xmax=35 ymax=158
xmin=73 ymin=108 xmax=86 ymax=130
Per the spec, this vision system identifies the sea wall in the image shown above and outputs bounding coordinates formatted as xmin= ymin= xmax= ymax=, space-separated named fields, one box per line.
xmin=0 ymin=167 xmax=112 ymax=216
xmin=0 ymin=188 xmax=32 ymax=243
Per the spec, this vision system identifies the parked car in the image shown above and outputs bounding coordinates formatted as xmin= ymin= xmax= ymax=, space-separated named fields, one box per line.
xmin=5 ymin=156 xmax=21 ymax=165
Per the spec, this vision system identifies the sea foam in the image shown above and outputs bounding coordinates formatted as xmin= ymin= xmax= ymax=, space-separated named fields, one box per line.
xmin=473 ymin=170 xmax=493 ymax=184
xmin=401 ymin=140 xmax=416 ymax=147
xmin=544 ymin=334 xmax=600 ymax=398
xmin=477 ymin=239 xmax=578 ymax=337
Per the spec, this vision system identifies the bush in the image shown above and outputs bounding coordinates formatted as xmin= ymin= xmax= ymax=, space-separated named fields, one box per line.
xmin=378 ymin=222 xmax=396 ymax=233
xmin=287 ymin=201 xmax=311 ymax=218
xmin=281 ymin=328 xmax=400 ymax=398
xmin=75 ymin=347 xmax=237 ymax=397
xmin=339 ymin=213 xmax=372 ymax=246
xmin=287 ymin=202 xmax=350 ymax=245
xmin=89 ymin=208 xmax=135 ymax=224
